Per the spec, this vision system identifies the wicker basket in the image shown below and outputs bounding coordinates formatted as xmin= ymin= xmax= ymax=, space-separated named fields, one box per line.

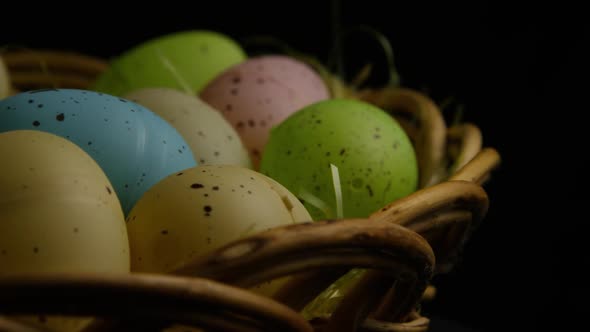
xmin=0 ymin=49 xmax=108 ymax=94
xmin=0 ymin=49 xmax=501 ymax=332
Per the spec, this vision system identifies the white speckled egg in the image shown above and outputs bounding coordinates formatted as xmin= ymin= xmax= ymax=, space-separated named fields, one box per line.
xmin=126 ymin=165 xmax=311 ymax=275
xmin=200 ymin=55 xmax=330 ymax=168
xmin=0 ymin=57 xmax=10 ymax=99
xmin=124 ymin=88 xmax=251 ymax=168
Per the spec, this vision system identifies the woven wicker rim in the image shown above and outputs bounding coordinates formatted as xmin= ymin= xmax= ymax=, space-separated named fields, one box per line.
xmin=0 ymin=273 xmax=313 ymax=332
xmin=0 ymin=49 xmax=108 ymax=93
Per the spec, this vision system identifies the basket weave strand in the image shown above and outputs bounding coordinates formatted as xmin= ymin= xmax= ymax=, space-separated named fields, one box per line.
xmin=0 ymin=49 xmax=108 ymax=93
xmin=0 ymin=274 xmax=313 ymax=332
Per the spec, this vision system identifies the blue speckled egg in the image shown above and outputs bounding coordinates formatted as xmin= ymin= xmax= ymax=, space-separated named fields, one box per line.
xmin=0 ymin=89 xmax=197 ymax=215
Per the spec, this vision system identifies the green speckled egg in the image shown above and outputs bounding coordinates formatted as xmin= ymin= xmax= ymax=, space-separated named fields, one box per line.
xmin=260 ymin=98 xmax=418 ymax=220
xmin=92 ymin=30 xmax=246 ymax=96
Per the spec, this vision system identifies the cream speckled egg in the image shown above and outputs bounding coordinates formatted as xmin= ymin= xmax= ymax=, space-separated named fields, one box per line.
xmin=124 ymin=88 xmax=251 ymax=168
xmin=200 ymin=55 xmax=330 ymax=168
xmin=0 ymin=130 xmax=130 ymax=332
xmin=0 ymin=130 xmax=130 ymax=274
xmin=126 ymin=165 xmax=311 ymax=274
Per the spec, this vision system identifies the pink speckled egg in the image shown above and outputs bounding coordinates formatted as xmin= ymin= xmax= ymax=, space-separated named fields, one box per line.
xmin=200 ymin=55 xmax=330 ymax=168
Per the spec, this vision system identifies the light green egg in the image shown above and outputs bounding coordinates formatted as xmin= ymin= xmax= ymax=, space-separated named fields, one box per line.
xmin=92 ymin=30 xmax=247 ymax=96
xmin=260 ymin=98 xmax=418 ymax=220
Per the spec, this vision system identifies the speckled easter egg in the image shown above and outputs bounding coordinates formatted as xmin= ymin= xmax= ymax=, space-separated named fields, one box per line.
xmin=124 ymin=88 xmax=251 ymax=168
xmin=92 ymin=30 xmax=247 ymax=96
xmin=0 ymin=129 xmax=129 ymax=332
xmin=260 ymin=98 xmax=418 ymax=220
xmin=0 ymin=130 xmax=129 ymax=274
xmin=126 ymin=165 xmax=311 ymax=274
xmin=200 ymin=55 xmax=330 ymax=168
xmin=0 ymin=89 xmax=197 ymax=215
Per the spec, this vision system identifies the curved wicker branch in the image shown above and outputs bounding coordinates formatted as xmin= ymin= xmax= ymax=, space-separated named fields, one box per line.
xmin=9 ymin=73 xmax=98 ymax=90
xmin=370 ymin=181 xmax=488 ymax=230
xmin=357 ymin=87 xmax=447 ymax=188
xmin=1 ymin=49 xmax=107 ymax=92
xmin=321 ymin=270 xmax=425 ymax=332
xmin=331 ymin=156 xmax=497 ymax=321
xmin=447 ymin=123 xmax=483 ymax=175
xmin=0 ymin=273 xmax=312 ymax=332
xmin=267 ymin=180 xmax=487 ymax=330
xmin=362 ymin=314 xmax=429 ymax=332
xmin=313 ymin=210 xmax=455 ymax=331
xmin=421 ymin=285 xmax=436 ymax=302
xmin=172 ymin=219 xmax=434 ymax=331
xmin=173 ymin=219 xmax=435 ymax=289
xmin=449 ymin=147 xmax=501 ymax=185
xmin=0 ymin=316 xmax=49 ymax=332
xmin=310 ymin=311 xmax=429 ymax=332
xmin=272 ymin=269 xmax=349 ymax=312
xmin=1 ymin=50 xmax=108 ymax=75
xmin=370 ymin=180 xmax=488 ymax=272
xmin=373 ymin=148 xmax=499 ymax=264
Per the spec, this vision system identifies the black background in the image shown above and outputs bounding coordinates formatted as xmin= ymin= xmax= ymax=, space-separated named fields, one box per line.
xmin=2 ymin=1 xmax=588 ymax=331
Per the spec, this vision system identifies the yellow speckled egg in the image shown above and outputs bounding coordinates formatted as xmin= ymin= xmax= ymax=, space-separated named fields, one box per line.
xmin=0 ymin=130 xmax=130 ymax=274
xmin=126 ymin=164 xmax=311 ymax=277
xmin=0 ymin=130 xmax=130 ymax=331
